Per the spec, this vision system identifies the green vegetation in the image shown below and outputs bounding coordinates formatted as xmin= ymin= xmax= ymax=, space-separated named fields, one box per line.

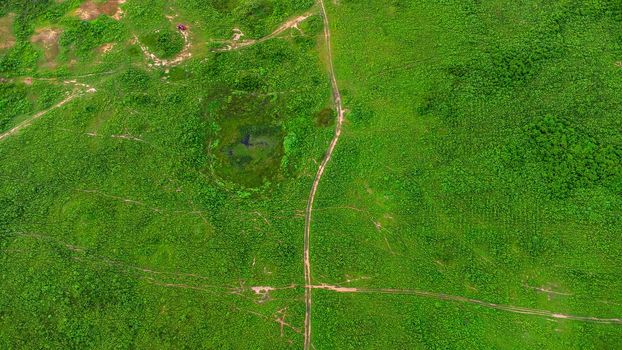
xmin=1 ymin=0 xmax=621 ymax=348
xmin=518 ymin=115 xmax=622 ymax=197
xmin=139 ymin=28 xmax=183 ymax=59
xmin=0 ymin=0 xmax=329 ymax=348
xmin=60 ymin=16 xmax=125 ymax=60
xmin=309 ymin=0 xmax=622 ymax=348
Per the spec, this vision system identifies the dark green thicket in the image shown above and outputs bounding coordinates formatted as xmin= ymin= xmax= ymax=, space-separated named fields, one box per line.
xmin=119 ymin=67 xmax=151 ymax=89
xmin=518 ymin=115 xmax=621 ymax=197
xmin=0 ymin=81 xmax=65 ymax=132
xmin=0 ymin=84 xmax=29 ymax=130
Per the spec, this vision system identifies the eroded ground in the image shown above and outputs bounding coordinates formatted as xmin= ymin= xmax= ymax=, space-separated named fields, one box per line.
xmin=74 ymin=0 xmax=125 ymax=21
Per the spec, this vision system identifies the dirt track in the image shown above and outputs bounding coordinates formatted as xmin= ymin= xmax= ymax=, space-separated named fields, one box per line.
xmin=303 ymin=1 xmax=346 ymax=349
xmin=0 ymin=81 xmax=96 ymax=142
xmin=212 ymin=11 xmax=315 ymax=52
xmin=311 ymin=284 xmax=622 ymax=324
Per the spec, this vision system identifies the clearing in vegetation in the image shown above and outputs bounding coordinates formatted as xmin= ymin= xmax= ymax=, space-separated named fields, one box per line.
xmin=30 ymin=27 xmax=62 ymax=68
xmin=1 ymin=0 xmax=621 ymax=349
xmin=0 ymin=13 xmax=15 ymax=50
xmin=74 ymin=0 xmax=125 ymax=21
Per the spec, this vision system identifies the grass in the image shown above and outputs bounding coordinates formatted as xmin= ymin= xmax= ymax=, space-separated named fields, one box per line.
xmin=309 ymin=0 xmax=622 ymax=347
xmin=1 ymin=0 xmax=621 ymax=348
xmin=0 ymin=0 xmax=329 ymax=348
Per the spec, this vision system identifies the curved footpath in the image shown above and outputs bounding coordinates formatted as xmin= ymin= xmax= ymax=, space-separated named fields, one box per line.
xmin=303 ymin=1 xmax=346 ymax=349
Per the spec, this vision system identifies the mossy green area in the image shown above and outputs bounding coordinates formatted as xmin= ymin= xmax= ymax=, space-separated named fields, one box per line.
xmin=1 ymin=0 xmax=622 ymax=349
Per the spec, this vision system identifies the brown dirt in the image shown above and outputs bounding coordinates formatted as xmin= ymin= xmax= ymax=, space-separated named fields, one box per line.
xmin=98 ymin=42 xmax=116 ymax=54
xmin=0 ymin=13 xmax=16 ymax=50
xmin=30 ymin=28 xmax=63 ymax=67
xmin=75 ymin=0 xmax=125 ymax=21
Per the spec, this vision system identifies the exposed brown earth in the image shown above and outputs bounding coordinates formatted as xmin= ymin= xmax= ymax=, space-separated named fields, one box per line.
xmin=75 ymin=0 xmax=126 ymax=21
xmin=0 ymin=13 xmax=16 ymax=50
xmin=30 ymin=28 xmax=63 ymax=67
xmin=98 ymin=42 xmax=116 ymax=54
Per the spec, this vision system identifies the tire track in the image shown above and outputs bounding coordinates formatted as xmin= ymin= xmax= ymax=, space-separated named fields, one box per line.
xmin=311 ymin=284 xmax=622 ymax=324
xmin=304 ymin=1 xmax=346 ymax=349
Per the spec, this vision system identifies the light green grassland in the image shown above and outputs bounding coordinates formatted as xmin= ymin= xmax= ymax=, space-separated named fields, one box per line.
xmin=1 ymin=0 xmax=621 ymax=349
xmin=310 ymin=0 xmax=622 ymax=348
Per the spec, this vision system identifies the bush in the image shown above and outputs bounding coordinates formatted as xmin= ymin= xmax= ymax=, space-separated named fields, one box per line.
xmin=522 ymin=115 xmax=622 ymax=197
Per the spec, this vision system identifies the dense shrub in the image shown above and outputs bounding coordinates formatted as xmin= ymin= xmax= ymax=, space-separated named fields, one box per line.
xmin=522 ymin=115 xmax=621 ymax=197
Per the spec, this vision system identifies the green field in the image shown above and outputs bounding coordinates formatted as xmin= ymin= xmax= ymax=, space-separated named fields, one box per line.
xmin=1 ymin=0 xmax=621 ymax=349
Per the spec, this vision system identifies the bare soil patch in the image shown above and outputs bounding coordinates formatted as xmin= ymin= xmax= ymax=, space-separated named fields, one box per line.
xmin=0 ymin=13 xmax=16 ymax=50
xmin=98 ymin=42 xmax=116 ymax=54
xmin=75 ymin=0 xmax=125 ymax=21
xmin=30 ymin=28 xmax=63 ymax=67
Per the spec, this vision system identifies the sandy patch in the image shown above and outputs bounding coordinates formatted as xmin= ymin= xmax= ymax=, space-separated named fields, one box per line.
xmin=0 ymin=13 xmax=16 ymax=50
xmin=75 ymin=0 xmax=126 ymax=21
xmin=30 ymin=28 xmax=63 ymax=67
xmin=232 ymin=28 xmax=245 ymax=41
xmin=98 ymin=42 xmax=116 ymax=54
xmin=112 ymin=0 xmax=127 ymax=20
xmin=251 ymin=286 xmax=275 ymax=294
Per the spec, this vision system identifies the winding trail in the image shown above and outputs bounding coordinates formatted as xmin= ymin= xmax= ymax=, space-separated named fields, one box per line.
xmin=304 ymin=1 xmax=346 ymax=349
xmin=310 ymin=284 xmax=622 ymax=324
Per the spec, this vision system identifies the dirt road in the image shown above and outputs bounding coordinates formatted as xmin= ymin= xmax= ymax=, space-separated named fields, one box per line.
xmin=310 ymin=284 xmax=622 ymax=324
xmin=303 ymin=1 xmax=346 ymax=349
